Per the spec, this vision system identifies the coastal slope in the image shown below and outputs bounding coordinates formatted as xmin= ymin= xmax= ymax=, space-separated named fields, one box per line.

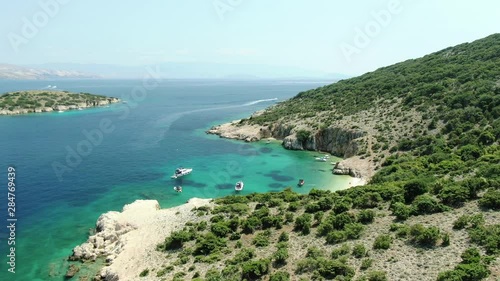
xmin=208 ymin=33 xmax=500 ymax=183
xmin=70 ymin=34 xmax=499 ymax=281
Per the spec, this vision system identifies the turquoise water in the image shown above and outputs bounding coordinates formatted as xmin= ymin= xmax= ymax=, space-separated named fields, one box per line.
xmin=0 ymin=79 xmax=350 ymax=280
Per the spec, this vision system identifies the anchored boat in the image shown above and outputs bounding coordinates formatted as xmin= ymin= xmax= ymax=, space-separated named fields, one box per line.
xmin=235 ymin=181 xmax=244 ymax=191
xmin=171 ymin=167 xmax=193 ymax=179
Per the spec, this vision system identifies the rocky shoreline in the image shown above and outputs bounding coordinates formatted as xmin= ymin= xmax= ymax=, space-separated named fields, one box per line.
xmin=68 ymin=198 xmax=213 ymax=281
xmin=206 ymin=119 xmax=372 ymax=183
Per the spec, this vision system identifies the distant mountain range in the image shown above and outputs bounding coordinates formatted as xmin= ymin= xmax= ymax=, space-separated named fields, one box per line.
xmin=30 ymin=62 xmax=351 ymax=80
xmin=0 ymin=62 xmax=350 ymax=81
xmin=0 ymin=64 xmax=99 ymax=80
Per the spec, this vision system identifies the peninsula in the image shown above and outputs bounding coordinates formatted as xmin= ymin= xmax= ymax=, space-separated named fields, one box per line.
xmin=0 ymin=90 xmax=120 ymax=115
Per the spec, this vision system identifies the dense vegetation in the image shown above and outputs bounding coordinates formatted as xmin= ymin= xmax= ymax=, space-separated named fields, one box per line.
xmin=151 ymin=35 xmax=499 ymax=280
xmin=0 ymin=90 xmax=115 ymax=111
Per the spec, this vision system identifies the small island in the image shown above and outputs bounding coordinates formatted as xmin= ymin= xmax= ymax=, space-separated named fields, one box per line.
xmin=0 ymin=90 xmax=120 ymax=115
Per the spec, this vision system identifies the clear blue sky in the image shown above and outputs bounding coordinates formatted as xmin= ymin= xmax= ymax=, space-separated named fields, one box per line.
xmin=0 ymin=0 xmax=499 ymax=75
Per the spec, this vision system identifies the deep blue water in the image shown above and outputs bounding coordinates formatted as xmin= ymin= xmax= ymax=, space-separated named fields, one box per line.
xmin=0 ymin=79 xmax=349 ymax=280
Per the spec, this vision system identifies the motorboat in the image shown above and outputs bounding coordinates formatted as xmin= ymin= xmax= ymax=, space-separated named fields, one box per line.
xmin=235 ymin=181 xmax=244 ymax=191
xmin=315 ymin=156 xmax=328 ymax=162
xmin=173 ymin=186 xmax=182 ymax=192
xmin=298 ymin=179 xmax=305 ymax=186
xmin=171 ymin=167 xmax=193 ymax=179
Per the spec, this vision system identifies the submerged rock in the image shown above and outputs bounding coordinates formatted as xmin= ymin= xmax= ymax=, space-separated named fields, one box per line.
xmin=65 ymin=264 xmax=80 ymax=278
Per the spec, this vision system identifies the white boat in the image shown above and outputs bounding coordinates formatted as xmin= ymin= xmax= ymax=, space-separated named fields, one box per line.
xmin=173 ymin=186 xmax=182 ymax=193
xmin=171 ymin=167 xmax=193 ymax=179
xmin=235 ymin=181 xmax=244 ymax=191
xmin=77 ymin=108 xmax=83 ymax=111
xmin=58 ymin=110 xmax=65 ymax=113
xmin=315 ymin=157 xmax=328 ymax=162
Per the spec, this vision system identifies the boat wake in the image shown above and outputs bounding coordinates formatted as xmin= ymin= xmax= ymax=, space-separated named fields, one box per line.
xmin=242 ymin=98 xmax=278 ymax=106
xmin=130 ymin=98 xmax=279 ymax=148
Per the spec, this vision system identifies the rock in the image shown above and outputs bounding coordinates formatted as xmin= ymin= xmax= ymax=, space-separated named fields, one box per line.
xmin=282 ymin=135 xmax=303 ymax=150
xmin=65 ymin=264 xmax=80 ymax=278
xmin=333 ymin=162 xmax=361 ymax=178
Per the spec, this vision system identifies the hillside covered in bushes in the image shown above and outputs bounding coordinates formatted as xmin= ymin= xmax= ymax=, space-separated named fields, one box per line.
xmin=144 ymin=35 xmax=500 ymax=280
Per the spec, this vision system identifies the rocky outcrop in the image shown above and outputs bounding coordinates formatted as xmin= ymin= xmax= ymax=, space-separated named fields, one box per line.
xmin=333 ymin=162 xmax=361 ymax=177
xmin=208 ymin=120 xmax=365 ymax=159
xmin=277 ymin=126 xmax=365 ymax=158
xmin=69 ymin=200 xmax=160 ymax=262
xmin=65 ymin=264 xmax=80 ymax=278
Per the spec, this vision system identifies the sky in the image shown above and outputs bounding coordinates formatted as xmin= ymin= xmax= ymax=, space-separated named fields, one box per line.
xmin=0 ymin=0 xmax=499 ymax=76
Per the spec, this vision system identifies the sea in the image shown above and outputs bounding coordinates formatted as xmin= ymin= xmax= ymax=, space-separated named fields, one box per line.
xmin=0 ymin=79 xmax=352 ymax=280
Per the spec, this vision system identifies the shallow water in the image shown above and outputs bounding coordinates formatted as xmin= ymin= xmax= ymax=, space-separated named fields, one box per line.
xmin=0 ymin=79 xmax=350 ymax=280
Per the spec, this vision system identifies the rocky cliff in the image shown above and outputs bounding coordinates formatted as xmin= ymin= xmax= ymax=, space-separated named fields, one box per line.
xmin=208 ymin=121 xmax=365 ymax=158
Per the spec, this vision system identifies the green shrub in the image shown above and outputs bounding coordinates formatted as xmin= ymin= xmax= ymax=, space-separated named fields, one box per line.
xmin=333 ymin=200 xmax=351 ymax=214
xmin=241 ymin=217 xmax=262 ymax=234
xmin=226 ymin=248 xmax=255 ymax=265
xmin=253 ymin=230 xmax=271 ymax=247
xmin=468 ymin=224 xmax=500 ymax=254
xmin=365 ymin=271 xmax=388 ymax=281
xmin=296 ymin=129 xmax=311 ymax=144
xmin=241 ymin=259 xmax=271 ymax=280
xmin=345 ymin=223 xmax=364 ymax=239
xmin=373 ymin=234 xmax=392 ymax=250
xmin=326 ymin=230 xmax=347 ymax=244
xmin=139 ymin=269 xmax=149 ymax=277
xmin=273 ymin=247 xmax=289 ymax=265
xmin=278 ymin=231 xmax=289 ymax=242
xmin=306 ymin=246 xmax=324 ymax=259
xmin=331 ymin=244 xmax=350 ymax=259
xmin=479 ymin=189 xmax=500 ymax=210
xmin=172 ymin=272 xmax=186 ymax=281
xmin=193 ymin=232 xmax=226 ymax=256
xmin=437 ymin=248 xmax=490 ymax=281
xmin=453 ymin=215 xmax=470 ymax=229
xmin=294 ymin=213 xmax=312 ymax=235
xmin=352 ymin=244 xmax=367 ymax=258
xmin=210 ymin=222 xmax=231 ymax=237
xmin=392 ymin=202 xmax=411 ymax=220
xmin=358 ymin=210 xmax=375 ymax=224
xmin=404 ymin=179 xmax=428 ymax=203
xmin=360 ymin=258 xmax=373 ymax=270
xmin=296 ymin=258 xmax=319 ymax=274
xmin=159 ymin=230 xmax=195 ymax=251
xmin=317 ymin=258 xmax=355 ymax=279
xmin=409 ymin=224 xmax=441 ymax=247
xmin=288 ymin=202 xmax=300 ymax=211
xmin=285 ymin=212 xmax=294 ymax=223
xmin=269 ymin=271 xmax=290 ymax=281
xmin=354 ymin=192 xmax=383 ymax=209
xmin=411 ymin=194 xmax=447 ymax=215
xmin=442 ymin=232 xmax=450 ymax=247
